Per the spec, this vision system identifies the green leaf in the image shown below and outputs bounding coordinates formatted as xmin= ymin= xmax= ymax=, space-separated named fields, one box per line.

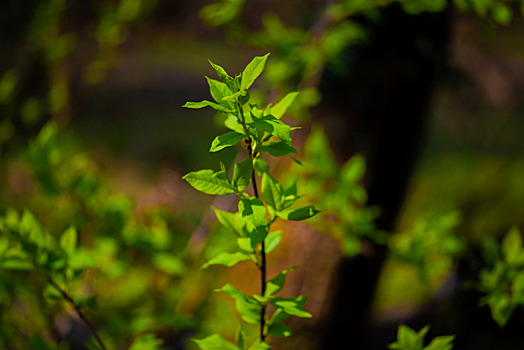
xmin=193 ymin=334 xmax=239 ymax=350
xmin=269 ymin=295 xmax=309 ymax=325
xmin=261 ymin=173 xmax=283 ymax=211
xmin=236 ymin=327 xmax=246 ymax=350
xmin=183 ymin=100 xmax=235 ymax=114
xmin=153 ymin=253 xmax=186 ymax=275
xmin=237 ymin=237 xmax=253 ymax=252
xmin=250 ymin=226 xmax=269 ymax=249
xmin=224 ymin=115 xmax=244 ymax=133
xmin=210 ymin=132 xmax=244 ymax=152
xmin=206 ymin=77 xmax=234 ymax=109
xmin=265 ymin=266 xmax=297 ymax=296
xmin=248 ymin=339 xmax=271 ymax=350
xmin=250 ymin=115 xmax=292 ymax=145
xmin=20 ymin=210 xmax=46 ymax=247
xmin=269 ymin=296 xmax=312 ymax=318
xmin=59 ymin=226 xmax=77 ymax=257
xmin=281 ymin=181 xmax=299 ymax=209
xmin=277 ymin=205 xmax=319 ymax=221
xmin=241 ymin=53 xmax=270 ymax=91
xmin=238 ymin=198 xmax=266 ymax=231
xmin=425 ymin=335 xmax=455 ymax=350
xmin=254 ymin=158 xmax=269 ymax=175
xmin=267 ymin=323 xmax=291 ymax=338
xmin=265 ymin=231 xmax=282 ymax=254
xmin=502 ymin=227 xmax=522 ymax=264
xmin=236 ymin=298 xmax=262 ymax=324
xmin=129 ymin=333 xmax=164 ymax=350
xmin=340 ymin=153 xmax=365 ymax=183
xmin=233 ymin=158 xmax=253 ymax=192
xmin=209 ymin=60 xmax=238 ymax=93
xmin=0 ymin=248 xmax=33 ymax=270
xmin=261 ymin=142 xmax=298 ymax=157
xmin=390 ymin=325 xmax=429 ymax=349
xmin=213 ymin=208 xmax=247 ymax=237
xmin=216 ymin=284 xmax=256 ymax=304
xmin=202 ymin=252 xmax=251 ymax=269
xmin=183 ymin=169 xmax=236 ymax=195
xmin=270 ymin=92 xmax=299 ymax=119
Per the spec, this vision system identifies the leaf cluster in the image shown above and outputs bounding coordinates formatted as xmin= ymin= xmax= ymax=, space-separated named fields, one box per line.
xmin=183 ymin=54 xmax=318 ymax=348
xmin=389 ymin=325 xmax=455 ymax=350
xmin=477 ymin=226 xmax=524 ymax=327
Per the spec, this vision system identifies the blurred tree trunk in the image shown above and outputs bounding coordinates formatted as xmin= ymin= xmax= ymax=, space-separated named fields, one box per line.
xmin=312 ymin=5 xmax=451 ymax=349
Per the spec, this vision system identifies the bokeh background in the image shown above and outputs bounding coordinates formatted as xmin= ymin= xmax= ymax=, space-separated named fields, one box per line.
xmin=1 ymin=0 xmax=524 ymax=349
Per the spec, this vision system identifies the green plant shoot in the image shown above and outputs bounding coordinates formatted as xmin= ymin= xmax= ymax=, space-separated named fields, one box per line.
xmin=182 ymin=53 xmax=319 ymax=349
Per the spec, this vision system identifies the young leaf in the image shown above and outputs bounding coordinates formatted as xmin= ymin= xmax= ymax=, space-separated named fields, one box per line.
xmin=267 ymin=323 xmax=292 ymax=338
xmin=183 ymin=100 xmax=235 ymax=114
xmin=250 ymin=225 xmax=269 ymax=250
xmin=238 ymin=198 xmax=266 ymax=231
xmin=193 ymin=334 xmax=239 ymax=350
xmin=129 ymin=334 xmax=164 ymax=350
xmin=202 ymin=252 xmax=251 ymax=269
xmin=206 ymin=77 xmax=234 ymax=109
xmin=265 ymin=231 xmax=282 ymax=254
xmin=268 ymin=295 xmax=309 ymax=325
xmin=210 ymin=132 xmax=244 ymax=152
xmin=248 ymin=339 xmax=271 ymax=350
xmin=236 ymin=298 xmax=262 ymax=324
xmin=502 ymin=227 xmax=522 ymax=264
xmin=209 ymin=60 xmax=238 ymax=93
xmin=269 ymin=296 xmax=312 ymax=318
xmin=213 ymin=208 xmax=247 ymax=237
xmin=0 ymin=248 xmax=33 ymax=270
xmin=216 ymin=284 xmax=256 ymax=304
xmin=340 ymin=153 xmax=365 ymax=183
xmin=277 ymin=205 xmax=319 ymax=221
xmin=261 ymin=173 xmax=283 ymax=211
xmin=241 ymin=53 xmax=270 ymax=91
xmin=233 ymin=158 xmax=253 ymax=192
xmin=265 ymin=266 xmax=297 ymax=296
xmin=281 ymin=181 xmax=299 ymax=209
xmin=254 ymin=158 xmax=269 ymax=175
xmin=59 ymin=226 xmax=77 ymax=257
xmin=270 ymin=92 xmax=299 ymax=119
xmin=261 ymin=142 xmax=297 ymax=157
xmin=236 ymin=328 xmax=247 ymax=350
xmin=425 ymin=335 xmax=455 ymax=350
xmin=183 ymin=169 xmax=236 ymax=195
xmin=237 ymin=237 xmax=253 ymax=252
xmin=250 ymin=115 xmax=292 ymax=145
xmin=225 ymin=115 xmax=244 ymax=133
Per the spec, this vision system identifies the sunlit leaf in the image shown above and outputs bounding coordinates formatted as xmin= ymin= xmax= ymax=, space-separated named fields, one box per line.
xmin=241 ymin=53 xmax=270 ymax=91
xmin=202 ymin=252 xmax=251 ymax=269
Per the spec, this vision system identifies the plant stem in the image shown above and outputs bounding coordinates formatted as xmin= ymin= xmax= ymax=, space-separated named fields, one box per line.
xmin=251 ymin=169 xmax=267 ymax=341
xmin=47 ymin=277 xmax=107 ymax=350
xmin=246 ymin=137 xmax=267 ymax=342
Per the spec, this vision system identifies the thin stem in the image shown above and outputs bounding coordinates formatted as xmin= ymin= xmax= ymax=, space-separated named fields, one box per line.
xmin=47 ymin=278 xmax=107 ymax=350
xmin=252 ymin=170 xmax=267 ymax=341
xmin=247 ymin=139 xmax=267 ymax=342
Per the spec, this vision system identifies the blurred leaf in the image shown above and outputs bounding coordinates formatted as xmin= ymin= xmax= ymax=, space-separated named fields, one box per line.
xmin=129 ymin=333 xmax=164 ymax=350
xmin=193 ymin=334 xmax=239 ymax=350
xmin=59 ymin=226 xmax=77 ymax=257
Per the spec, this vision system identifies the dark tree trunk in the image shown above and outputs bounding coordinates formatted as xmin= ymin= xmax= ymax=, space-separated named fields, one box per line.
xmin=312 ymin=4 xmax=451 ymax=349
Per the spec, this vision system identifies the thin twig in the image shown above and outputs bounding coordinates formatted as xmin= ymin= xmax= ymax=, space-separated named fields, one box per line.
xmin=47 ymin=277 xmax=107 ymax=350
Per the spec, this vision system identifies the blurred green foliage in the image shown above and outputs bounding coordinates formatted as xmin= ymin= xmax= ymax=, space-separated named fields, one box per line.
xmin=389 ymin=325 xmax=454 ymax=350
